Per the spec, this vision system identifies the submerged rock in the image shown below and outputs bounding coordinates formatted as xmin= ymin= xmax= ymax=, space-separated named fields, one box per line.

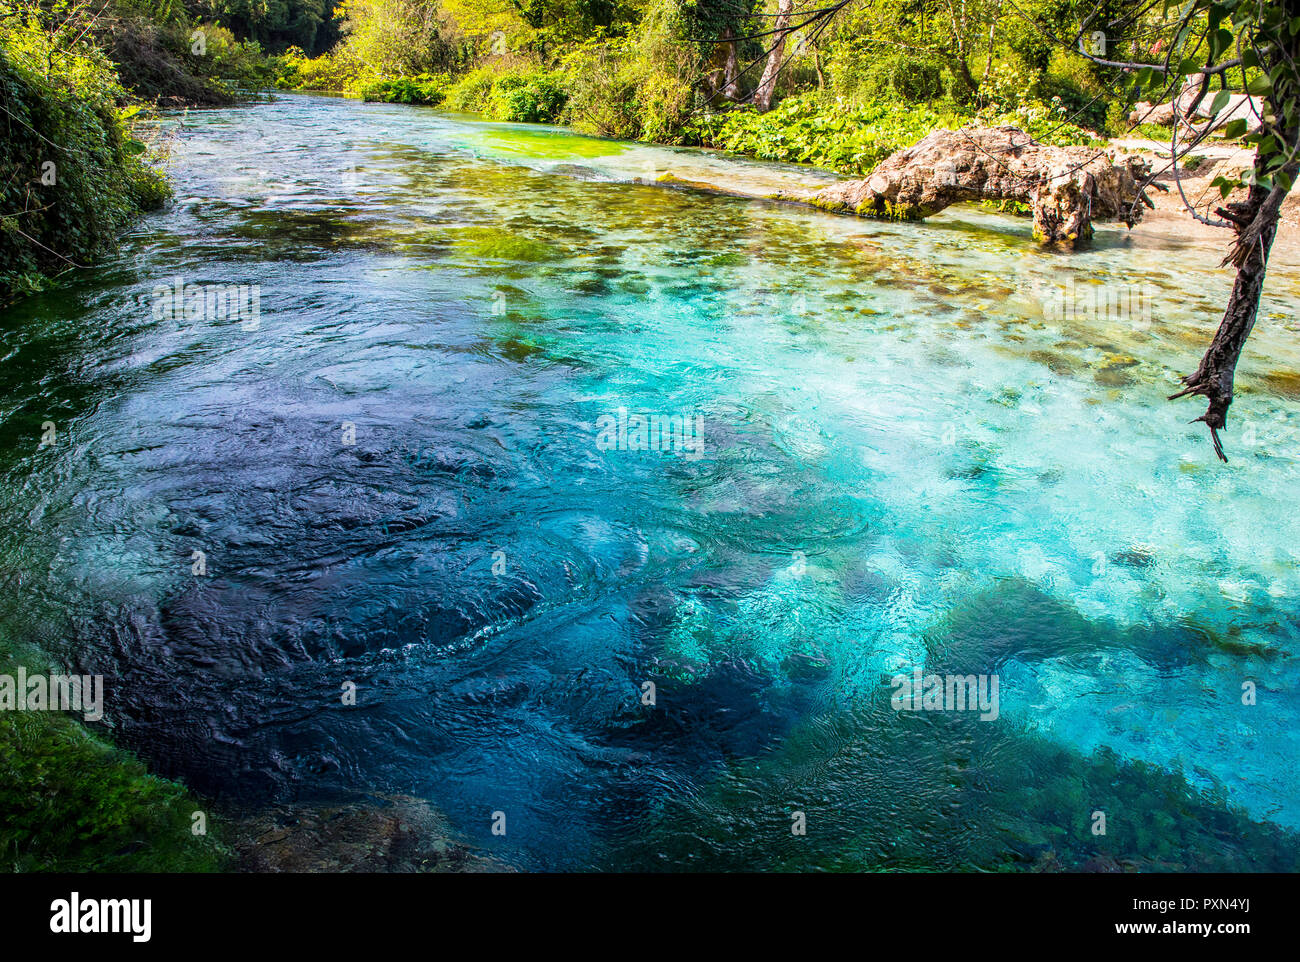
xmin=232 ymin=795 xmax=509 ymax=873
xmin=804 ymin=126 xmax=1153 ymax=248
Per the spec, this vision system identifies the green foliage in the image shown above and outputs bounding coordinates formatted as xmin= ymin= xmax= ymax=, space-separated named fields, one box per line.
xmin=828 ymin=44 xmax=951 ymax=105
xmin=285 ymin=45 xmax=366 ymax=89
xmin=1036 ymin=47 xmax=1109 ymax=131
xmin=0 ymin=649 xmax=229 ymax=871
xmin=187 ymin=0 xmax=341 ymax=55
xmin=978 ymin=57 xmax=1035 ymax=113
xmin=283 ymin=0 xmax=466 ymax=91
xmin=557 ymin=41 xmax=640 ymax=137
xmin=375 ymin=65 xmax=567 ymax=120
xmin=560 ymin=42 xmax=694 ymax=142
xmin=508 ymin=0 xmax=641 ymax=45
xmin=488 ymin=70 xmax=567 ymax=121
xmin=981 ymin=99 xmax=1107 ymax=147
xmin=192 ymin=22 xmax=286 ymax=93
xmin=362 ymin=71 xmax=454 ymax=103
xmin=1124 ymin=0 xmax=1300 ymax=199
xmin=440 ymin=63 xmax=498 ymax=109
xmin=362 ymin=75 xmax=404 ymax=100
xmin=558 ymin=1 xmax=698 ymax=143
xmin=1132 ymin=121 xmax=1175 ymax=141
xmin=0 ymin=20 xmax=170 ymax=303
xmin=686 ymin=94 xmax=955 ymax=175
xmin=683 ymin=85 xmax=1101 ymax=178
xmin=334 ymin=0 xmax=463 ymax=78
xmin=93 ymin=0 xmax=285 ymax=104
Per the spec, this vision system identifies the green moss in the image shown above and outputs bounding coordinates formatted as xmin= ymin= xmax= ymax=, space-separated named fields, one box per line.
xmin=804 ymin=196 xmax=851 ymax=215
xmin=473 ymin=128 xmax=627 ymax=161
xmin=613 ymin=693 xmax=1300 ymax=872
xmin=454 ymin=227 xmax=561 ymax=263
xmin=0 ymin=647 xmax=230 ymax=872
xmin=842 ymin=196 xmax=923 ymax=222
xmin=1260 ymin=369 xmax=1300 ymax=400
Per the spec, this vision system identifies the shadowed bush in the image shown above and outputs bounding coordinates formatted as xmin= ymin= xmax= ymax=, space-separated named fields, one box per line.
xmin=0 ymin=39 xmax=169 ymax=303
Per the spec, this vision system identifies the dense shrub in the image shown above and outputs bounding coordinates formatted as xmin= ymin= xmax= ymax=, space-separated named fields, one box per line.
xmin=559 ymin=35 xmax=695 ymax=142
xmin=1035 ymin=48 xmax=1110 ymax=131
xmin=557 ymin=42 xmax=640 ymax=137
xmin=687 ymin=94 xmax=955 ymax=175
xmin=193 ymin=23 xmax=283 ymax=92
xmin=488 ymin=71 xmax=567 ymax=122
xmin=443 ymin=64 xmax=501 ymax=111
xmin=362 ymin=72 xmax=454 ymax=104
xmin=99 ymin=9 xmax=236 ymax=104
xmin=0 ymin=35 xmax=169 ymax=302
xmin=829 ymin=45 xmax=950 ymax=105
xmin=286 ymin=47 xmax=366 ymax=90
xmin=981 ymin=99 xmax=1107 ymax=147
xmin=327 ymin=0 xmax=463 ymax=78
xmin=95 ymin=2 xmax=282 ymax=104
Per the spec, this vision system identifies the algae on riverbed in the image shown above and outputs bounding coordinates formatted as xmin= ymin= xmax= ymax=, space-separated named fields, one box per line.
xmin=613 ymin=696 xmax=1300 ymax=872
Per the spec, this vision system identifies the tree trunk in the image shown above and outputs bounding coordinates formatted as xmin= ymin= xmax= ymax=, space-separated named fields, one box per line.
xmin=1170 ymin=174 xmax=1294 ymax=460
xmin=753 ymin=0 xmax=794 ymax=111
xmin=809 ymin=126 xmax=1153 ymax=246
xmin=722 ymin=28 xmax=741 ymax=101
xmin=944 ymin=0 xmax=977 ymax=97
xmin=1167 ymin=14 xmax=1299 ymax=464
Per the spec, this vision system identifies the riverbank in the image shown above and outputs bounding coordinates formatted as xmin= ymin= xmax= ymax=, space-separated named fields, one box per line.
xmin=0 ymin=643 xmax=230 ymax=871
xmin=0 ymin=2 xmax=294 ymax=304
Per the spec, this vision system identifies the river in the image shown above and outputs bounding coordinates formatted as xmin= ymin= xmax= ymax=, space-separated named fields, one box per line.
xmin=2 ymin=92 xmax=1298 ymax=870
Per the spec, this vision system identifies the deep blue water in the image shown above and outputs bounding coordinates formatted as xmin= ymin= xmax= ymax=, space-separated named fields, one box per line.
xmin=2 ymin=94 xmax=1299 ymax=870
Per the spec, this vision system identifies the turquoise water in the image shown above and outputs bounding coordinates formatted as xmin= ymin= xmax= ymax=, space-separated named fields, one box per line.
xmin=2 ymin=93 xmax=1299 ymax=870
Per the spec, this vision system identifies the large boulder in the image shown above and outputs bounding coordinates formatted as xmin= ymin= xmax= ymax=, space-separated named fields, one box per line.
xmin=807 ymin=126 xmax=1153 ymax=248
xmin=1130 ymin=80 xmax=1265 ymax=136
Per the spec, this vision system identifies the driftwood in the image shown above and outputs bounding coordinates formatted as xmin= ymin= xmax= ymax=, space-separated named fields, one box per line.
xmin=808 ymin=126 xmax=1153 ymax=248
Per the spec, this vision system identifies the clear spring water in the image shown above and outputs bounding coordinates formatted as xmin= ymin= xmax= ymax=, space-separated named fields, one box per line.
xmin=2 ymin=93 xmax=1299 ymax=870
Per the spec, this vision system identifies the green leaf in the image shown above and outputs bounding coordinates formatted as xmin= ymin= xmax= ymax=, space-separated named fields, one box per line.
xmin=1210 ymin=90 xmax=1231 ymax=115
xmin=1221 ymin=119 xmax=1248 ymax=138
xmin=1211 ymin=175 xmax=1235 ymax=198
xmin=1246 ymin=74 xmax=1273 ymax=95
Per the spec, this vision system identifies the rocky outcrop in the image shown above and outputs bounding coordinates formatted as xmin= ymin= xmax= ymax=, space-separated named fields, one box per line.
xmin=806 ymin=126 xmax=1153 ymax=248
xmin=1129 ymin=100 xmax=1178 ymax=127
xmin=1131 ymin=78 xmax=1265 ymax=136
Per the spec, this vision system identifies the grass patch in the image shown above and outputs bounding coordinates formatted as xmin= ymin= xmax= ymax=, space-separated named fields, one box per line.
xmin=0 ymin=643 xmax=230 ymax=872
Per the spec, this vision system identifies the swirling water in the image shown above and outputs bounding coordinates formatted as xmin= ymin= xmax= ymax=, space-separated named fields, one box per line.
xmin=3 ymin=93 xmax=1300 ymax=870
